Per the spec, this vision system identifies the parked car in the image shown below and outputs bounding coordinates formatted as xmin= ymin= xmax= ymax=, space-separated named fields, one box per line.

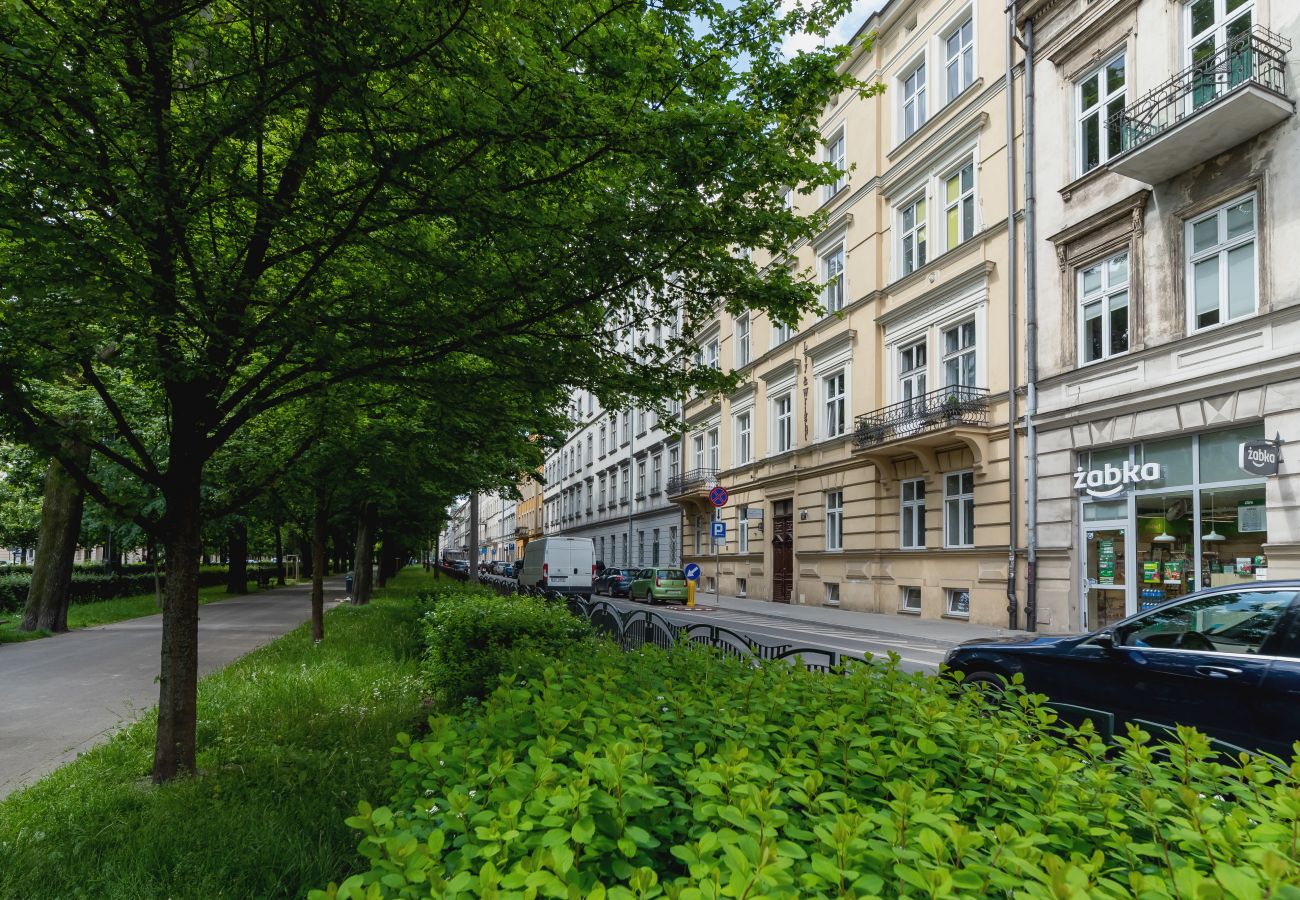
xmin=942 ymin=582 xmax=1300 ymax=758
xmin=488 ymin=560 xmax=514 ymax=576
xmin=447 ymin=559 xmax=469 ymax=573
xmin=629 ymin=568 xmax=689 ymax=605
xmin=595 ymin=567 xmax=635 ymax=597
xmin=517 ymin=537 xmax=596 ymax=596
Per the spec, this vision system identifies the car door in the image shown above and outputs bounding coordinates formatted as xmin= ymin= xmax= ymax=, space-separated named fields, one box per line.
xmin=1253 ymin=598 xmax=1300 ymax=759
xmin=1107 ymin=588 xmax=1295 ymax=752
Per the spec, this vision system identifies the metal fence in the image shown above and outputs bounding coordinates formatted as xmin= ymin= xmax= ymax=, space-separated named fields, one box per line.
xmin=666 ymin=467 xmax=717 ymax=497
xmin=852 ymin=385 xmax=989 ymax=450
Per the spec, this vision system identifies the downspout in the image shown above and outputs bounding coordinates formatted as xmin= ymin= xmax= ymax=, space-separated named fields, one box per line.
xmin=1024 ymin=15 xmax=1040 ymax=632
xmin=1004 ymin=0 xmax=1020 ymax=630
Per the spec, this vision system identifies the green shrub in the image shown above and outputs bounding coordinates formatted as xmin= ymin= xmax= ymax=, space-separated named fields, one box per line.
xmin=421 ymin=586 xmax=591 ymax=705
xmin=318 ymin=641 xmax=1300 ymax=899
xmin=0 ymin=565 xmax=279 ymax=612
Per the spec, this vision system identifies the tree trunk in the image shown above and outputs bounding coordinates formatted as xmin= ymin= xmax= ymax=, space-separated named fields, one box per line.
xmin=153 ymin=459 xmax=204 ymax=783
xmin=274 ymin=523 xmax=285 ymax=586
xmin=226 ymin=521 xmax=247 ymax=594
xmin=21 ymin=447 xmax=89 ymax=633
xmin=298 ymin=532 xmax=314 ymax=579
xmin=376 ymin=526 xmax=389 ymax=589
xmin=351 ymin=502 xmax=375 ymax=605
xmin=310 ymin=500 xmax=327 ymax=642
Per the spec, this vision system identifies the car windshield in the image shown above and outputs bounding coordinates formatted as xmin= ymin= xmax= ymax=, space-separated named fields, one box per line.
xmin=657 ymin=569 xmax=684 ymax=579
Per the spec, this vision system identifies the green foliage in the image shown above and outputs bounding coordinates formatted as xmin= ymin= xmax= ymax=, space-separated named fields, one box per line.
xmin=421 ymin=585 xmax=592 ymax=706
xmin=321 ymin=641 xmax=1300 ymax=899
xmin=0 ymin=565 xmax=277 ymax=612
xmin=0 ymin=574 xmax=431 ymax=900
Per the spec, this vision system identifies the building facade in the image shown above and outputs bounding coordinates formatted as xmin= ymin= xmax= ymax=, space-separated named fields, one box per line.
xmin=1022 ymin=0 xmax=1298 ymax=631
xmin=514 ymin=473 xmax=545 ymax=559
xmin=673 ymin=0 xmax=1032 ymax=628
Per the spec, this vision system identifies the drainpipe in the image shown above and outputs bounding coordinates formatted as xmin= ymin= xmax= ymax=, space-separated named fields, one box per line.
xmin=1004 ymin=0 xmax=1020 ymax=630
xmin=1023 ymin=15 xmax=1040 ymax=632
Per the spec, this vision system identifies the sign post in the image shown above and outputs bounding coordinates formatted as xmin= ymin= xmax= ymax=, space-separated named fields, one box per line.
xmin=684 ymin=562 xmax=700 ymax=608
xmin=709 ymin=486 xmax=728 ymax=599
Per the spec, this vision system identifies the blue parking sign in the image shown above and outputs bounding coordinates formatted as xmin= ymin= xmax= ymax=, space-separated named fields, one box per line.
xmin=683 ymin=563 xmax=701 ymax=582
xmin=710 ymin=521 xmax=726 ymax=540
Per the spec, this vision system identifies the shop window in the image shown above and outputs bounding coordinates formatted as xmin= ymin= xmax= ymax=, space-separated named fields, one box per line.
xmin=901 ymin=587 xmax=923 ymax=612
xmin=1140 ymin=436 xmax=1193 ymax=487
xmin=946 ymin=588 xmax=970 ymax=617
xmin=1198 ymin=424 xmax=1264 ymax=483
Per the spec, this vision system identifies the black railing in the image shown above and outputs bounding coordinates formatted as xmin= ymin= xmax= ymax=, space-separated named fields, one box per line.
xmin=1110 ymin=25 xmax=1291 ymax=155
xmin=667 ymin=467 xmax=717 ymax=497
xmin=853 ymin=385 xmax=989 ymax=450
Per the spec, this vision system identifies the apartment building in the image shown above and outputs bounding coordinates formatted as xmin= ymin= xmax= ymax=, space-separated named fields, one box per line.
xmin=1021 ymin=0 xmax=1298 ymax=631
xmin=673 ymin=0 xmax=1032 ymax=628
xmin=543 ymin=382 xmax=683 ymax=571
xmin=514 ymin=474 xmax=545 ymax=559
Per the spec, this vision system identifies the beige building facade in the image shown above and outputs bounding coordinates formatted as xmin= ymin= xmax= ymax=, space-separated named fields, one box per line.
xmin=673 ymin=0 xmax=1037 ymax=629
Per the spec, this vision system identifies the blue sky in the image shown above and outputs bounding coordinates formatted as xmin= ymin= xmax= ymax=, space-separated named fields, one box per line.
xmin=780 ymin=0 xmax=888 ymax=57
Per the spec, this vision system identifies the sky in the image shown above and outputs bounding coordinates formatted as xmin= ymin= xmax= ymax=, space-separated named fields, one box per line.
xmin=780 ymin=0 xmax=888 ymax=57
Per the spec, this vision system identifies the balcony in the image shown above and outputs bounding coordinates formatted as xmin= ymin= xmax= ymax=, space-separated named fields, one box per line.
xmin=667 ymin=467 xmax=718 ymax=501
xmin=1107 ymin=26 xmax=1293 ymax=184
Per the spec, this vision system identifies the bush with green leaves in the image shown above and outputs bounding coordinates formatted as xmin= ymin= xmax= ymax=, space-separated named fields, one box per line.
xmin=0 ymin=565 xmax=278 ymax=612
xmin=420 ymin=586 xmax=591 ymax=705
xmin=317 ymin=636 xmax=1300 ymax=899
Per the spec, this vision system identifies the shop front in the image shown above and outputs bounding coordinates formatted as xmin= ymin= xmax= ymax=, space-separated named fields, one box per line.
xmin=1076 ymin=423 xmax=1272 ymax=631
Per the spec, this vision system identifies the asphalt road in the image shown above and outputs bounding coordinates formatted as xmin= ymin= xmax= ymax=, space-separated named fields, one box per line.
xmin=0 ymin=577 xmax=347 ymax=799
xmin=596 ymin=593 xmax=949 ymax=674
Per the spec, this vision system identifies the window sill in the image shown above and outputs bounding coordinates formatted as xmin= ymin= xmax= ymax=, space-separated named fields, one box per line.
xmin=1059 ymin=165 xmax=1111 ymax=202
xmin=943 ymin=613 xmax=971 ymax=620
xmin=887 ymin=77 xmax=985 ymax=161
xmin=897 ymin=608 xmax=922 ymax=616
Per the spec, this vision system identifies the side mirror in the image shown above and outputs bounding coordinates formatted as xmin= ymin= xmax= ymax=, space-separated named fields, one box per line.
xmin=1092 ymin=631 xmax=1115 ymax=650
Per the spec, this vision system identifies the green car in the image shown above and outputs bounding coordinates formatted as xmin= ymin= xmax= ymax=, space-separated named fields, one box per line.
xmin=629 ymin=568 xmax=689 ymax=604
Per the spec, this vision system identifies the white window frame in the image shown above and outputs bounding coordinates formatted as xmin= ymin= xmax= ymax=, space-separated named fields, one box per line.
xmin=1076 ymin=52 xmax=1127 ymax=176
xmin=1078 ymin=250 xmax=1131 ymax=364
xmin=586 ymin=434 xmax=594 ymax=467
xmin=942 ymin=319 xmax=978 ymax=389
xmin=821 ymin=243 xmax=846 ymax=312
xmin=692 ymin=433 xmax=705 ymax=471
xmin=771 ymin=318 xmax=793 ymax=348
xmin=944 ymin=470 xmax=975 ymax=548
xmin=706 ymin=426 xmax=720 ymax=472
xmin=899 ymin=193 xmax=928 ymax=276
xmin=772 ymin=392 xmax=794 ymax=454
xmin=901 ymin=58 xmax=927 ymax=139
xmin=943 ymin=15 xmax=974 ymax=103
xmin=824 ymin=127 xmax=846 ymax=201
xmin=735 ymin=314 xmax=751 ymax=367
xmin=636 ymin=459 xmax=646 ymax=498
xmin=822 ymin=369 xmax=847 ymax=439
xmin=651 ymin=453 xmax=662 ymax=493
xmin=898 ymin=337 xmax=928 ymax=407
xmin=1186 ymin=193 xmax=1258 ymax=333
xmin=599 ymin=424 xmax=607 ymax=457
xmin=901 ymin=586 xmax=923 ymax=612
xmin=735 ymin=410 xmax=752 ymax=465
xmin=900 ymin=478 xmax=926 ymax=549
xmin=946 ymin=587 xmax=971 ymax=618
xmin=942 ymin=160 xmax=975 ymax=250
xmin=825 ymin=490 xmax=843 ymax=551
xmin=824 ymin=583 xmax=841 ymax=606
xmin=738 ymin=507 xmax=750 ymax=553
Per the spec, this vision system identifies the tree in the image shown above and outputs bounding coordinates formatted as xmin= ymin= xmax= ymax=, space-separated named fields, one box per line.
xmin=0 ymin=0 xmax=862 ymax=781
xmin=21 ymin=441 xmax=90 ymax=632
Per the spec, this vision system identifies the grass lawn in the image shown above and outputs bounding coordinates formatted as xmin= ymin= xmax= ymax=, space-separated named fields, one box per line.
xmin=0 ymin=568 xmax=438 ymax=900
xmin=0 ymin=579 xmax=306 ymax=643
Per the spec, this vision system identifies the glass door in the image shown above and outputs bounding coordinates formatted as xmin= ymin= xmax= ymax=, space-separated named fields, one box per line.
xmin=1083 ymin=521 xmax=1132 ymax=632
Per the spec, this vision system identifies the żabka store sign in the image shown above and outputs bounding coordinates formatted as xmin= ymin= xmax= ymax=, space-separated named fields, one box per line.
xmin=1073 ymin=461 xmax=1163 ymax=498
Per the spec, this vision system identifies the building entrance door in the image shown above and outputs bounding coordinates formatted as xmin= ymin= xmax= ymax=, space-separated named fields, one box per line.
xmin=1082 ymin=521 xmax=1132 ymax=631
xmin=772 ymin=501 xmax=794 ymax=604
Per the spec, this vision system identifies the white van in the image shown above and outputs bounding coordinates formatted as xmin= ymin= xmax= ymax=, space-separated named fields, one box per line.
xmin=517 ymin=537 xmax=596 ymax=596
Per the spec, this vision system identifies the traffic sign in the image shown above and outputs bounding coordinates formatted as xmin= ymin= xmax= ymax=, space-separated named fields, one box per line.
xmin=683 ymin=563 xmax=701 ymax=582
xmin=710 ymin=521 xmax=726 ymax=540
xmin=708 ymin=485 xmax=729 ymax=507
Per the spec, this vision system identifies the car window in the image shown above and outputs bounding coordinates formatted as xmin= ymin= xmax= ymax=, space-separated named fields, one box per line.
xmin=659 ymin=569 xmax=684 ymax=579
xmin=1115 ymin=590 xmax=1295 ymax=655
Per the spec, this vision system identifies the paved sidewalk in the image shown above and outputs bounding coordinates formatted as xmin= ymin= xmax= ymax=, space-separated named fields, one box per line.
xmin=0 ymin=576 xmax=347 ymax=799
xmin=685 ymin=590 xmax=1034 ymax=649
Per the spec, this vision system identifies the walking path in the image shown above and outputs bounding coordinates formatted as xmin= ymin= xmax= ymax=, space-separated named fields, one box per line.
xmin=0 ymin=577 xmax=347 ymax=799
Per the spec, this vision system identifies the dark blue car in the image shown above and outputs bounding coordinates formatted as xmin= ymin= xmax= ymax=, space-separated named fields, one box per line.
xmin=594 ymin=567 xmax=635 ymax=598
xmin=943 ymin=582 xmax=1300 ymax=758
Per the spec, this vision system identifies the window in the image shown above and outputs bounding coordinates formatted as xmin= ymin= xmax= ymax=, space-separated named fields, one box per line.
xmin=901 ymin=478 xmax=926 ymax=549
xmin=902 ymin=60 xmax=927 ymax=138
xmin=735 ymin=314 xmax=751 ymax=367
xmin=636 ymin=460 xmax=646 ymax=498
xmin=944 ymin=162 xmax=974 ymax=248
xmin=586 ymin=434 xmax=594 ymax=467
xmin=735 ymin=411 xmax=752 ymax=464
xmin=598 ymin=475 xmax=606 ymax=509
xmin=636 ymin=407 xmax=646 ymax=434
xmin=707 ymin=427 xmax=720 ymax=471
xmin=900 ymin=195 xmax=927 ymax=276
xmin=609 ymin=468 xmax=618 ymax=505
xmin=669 ymin=525 xmax=678 ymax=563
xmin=899 ymin=338 xmax=928 ymax=408
xmin=1116 ymin=589 xmax=1291 ymax=654
xmin=738 ymin=507 xmax=749 ymax=553
xmin=703 ymin=338 xmax=720 ymax=370
xmin=651 ymin=454 xmax=661 ymax=493
xmin=946 ymin=588 xmax=971 ymax=617
xmin=1187 ymin=0 xmax=1255 ymax=111
xmin=669 ymin=448 xmax=679 ymax=479
xmin=1187 ymin=194 xmax=1256 ymax=331
xmin=621 ymin=464 xmax=630 ymax=502
xmin=772 ymin=319 xmax=793 ymax=347
xmin=1079 ymin=251 xmax=1130 ymax=363
xmin=944 ymin=17 xmax=974 ymax=101
xmin=586 ymin=483 xmax=593 ymax=514
xmin=599 ymin=425 xmax=607 ymax=456
xmin=774 ymin=393 xmax=793 ymax=453
xmin=824 ymin=129 xmax=846 ymax=200
xmin=825 ymin=583 xmax=841 ymax=606
xmin=693 ymin=433 xmax=705 ymax=471
xmin=622 ymin=412 xmax=631 ymax=444
xmin=902 ymin=587 xmax=923 ymax=612
xmin=944 ymin=470 xmax=975 ymax=548
xmin=637 ymin=531 xmax=645 ymax=565
xmin=652 ymin=529 xmax=660 ymax=565
xmin=825 ymin=491 xmax=843 ymax=551
xmin=823 ymin=370 xmax=846 ymax=438
xmin=942 ymin=320 xmax=977 ymax=388
xmin=1077 ymin=53 xmax=1126 ymax=175
xmin=737 ymin=577 xmax=747 ymax=596
xmin=822 ymin=245 xmax=845 ymax=312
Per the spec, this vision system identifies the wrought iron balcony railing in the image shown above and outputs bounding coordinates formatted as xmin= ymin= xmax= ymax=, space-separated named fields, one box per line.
xmin=853 ymin=386 xmax=989 ymax=450
xmin=667 ymin=467 xmax=717 ymax=497
xmin=1109 ymin=25 xmax=1290 ymax=156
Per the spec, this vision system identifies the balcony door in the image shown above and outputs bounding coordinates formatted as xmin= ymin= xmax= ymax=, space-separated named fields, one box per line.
xmin=899 ymin=338 xmax=927 ymax=422
xmin=1187 ymin=0 xmax=1254 ymax=110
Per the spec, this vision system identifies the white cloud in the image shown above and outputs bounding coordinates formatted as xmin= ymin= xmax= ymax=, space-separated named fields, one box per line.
xmin=780 ymin=0 xmax=888 ymax=59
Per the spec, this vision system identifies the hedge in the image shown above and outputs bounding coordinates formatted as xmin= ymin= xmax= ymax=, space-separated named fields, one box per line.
xmin=0 ymin=565 xmax=279 ymax=613
xmin=316 ymin=588 xmax=1300 ymax=899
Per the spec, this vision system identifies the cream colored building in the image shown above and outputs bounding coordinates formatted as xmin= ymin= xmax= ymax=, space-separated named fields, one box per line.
xmin=673 ymin=0 xmax=1038 ymax=629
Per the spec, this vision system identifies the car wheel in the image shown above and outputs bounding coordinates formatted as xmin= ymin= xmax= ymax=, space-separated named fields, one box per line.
xmin=960 ymin=671 xmax=1008 ymax=701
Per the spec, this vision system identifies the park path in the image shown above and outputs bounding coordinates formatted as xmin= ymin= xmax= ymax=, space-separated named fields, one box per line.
xmin=0 ymin=577 xmax=346 ymax=799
